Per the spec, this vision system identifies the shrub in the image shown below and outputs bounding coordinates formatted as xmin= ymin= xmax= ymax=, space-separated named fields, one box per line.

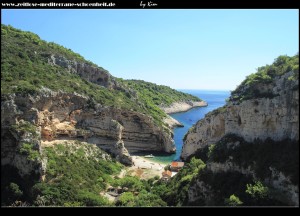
xmin=116 ymin=192 xmax=135 ymax=206
xmin=224 ymin=194 xmax=243 ymax=206
xmin=246 ymin=181 xmax=269 ymax=200
xmin=230 ymin=54 xmax=298 ymax=102
xmin=6 ymin=183 xmax=23 ymax=201
xmin=30 ymin=142 xmax=122 ymax=206
xmin=19 ymin=143 xmax=40 ymax=161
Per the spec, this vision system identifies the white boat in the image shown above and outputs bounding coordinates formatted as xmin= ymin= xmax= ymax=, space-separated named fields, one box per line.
xmin=144 ymin=154 xmax=154 ymax=158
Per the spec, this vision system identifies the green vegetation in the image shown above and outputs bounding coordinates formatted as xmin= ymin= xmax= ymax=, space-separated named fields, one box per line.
xmin=224 ymin=194 xmax=243 ymax=206
xmin=207 ymin=144 xmax=216 ymax=158
xmin=1 ymin=24 xmax=140 ymax=112
xmin=9 ymin=121 xmax=41 ymax=162
xmin=112 ymin=176 xmax=144 ymax=192
xmin=19 ymin=143 xmax=40 ymax=161
xmin=3 ymin=24 xmax=297 ymax=207
xmin=246 ymin=181 xmax=269 ymax=200
xmin=109 ymin=175 xmax=167 ymax=206
xmin=2 ymin=141 xmax=167 ymax=206
xmin=152 ymin=158 xmax=206 ymax=206
xmin=1 ymin=24 xmax=202 ymax=129
xmin=11 ymin=121 xmax=39 ymax=138
xmin=117 ymin=79 xmax=202 ymax=127
xmin=209 ymin=134 xmax=299 ymax=185
xmin=230 ymin=54 xmax=299 ymax=102
xmin=162 ymin=165 xmax=284 ymax=206
xmin=120 ymin=79 xmax=201 ymax=107
xmin=166 ymin=134 xmax=298 ymax=206
xmin=5 ymin=183 xmax=24 ymax=203
xmin=1 ymin=24 xmax=205 ymax=207
xmin=170 ymin=54 xmax=299 ymax=206
xmin=196 ymin=170 xmax=253 ymax=205
xmin=30 ymin=142 xmax=123 ymax=206
xmin=117 ymin=192 xmax=135 ymax=206
xmin=116 ymin=189 xmax=166 ymax=207
xmin=154 ymin=126 xmax=299 ymax=206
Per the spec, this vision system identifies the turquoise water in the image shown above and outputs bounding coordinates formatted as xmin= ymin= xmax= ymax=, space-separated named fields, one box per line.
xmin=150 ymin=90 xmax=230 ymax=164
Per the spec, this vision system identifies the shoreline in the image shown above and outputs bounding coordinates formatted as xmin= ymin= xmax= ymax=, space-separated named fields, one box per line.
xmin=126 ymin=155 xmax=168 ymax=180
xmin=126 ymin=100 xmax=209 ymax=176
xmin=163 ymin=115 xmax=184 ymax=128
xmin=162 ymin=100 xmax=207 ymax=128
xmin=160 ymin=101 xmax=208 ymax=114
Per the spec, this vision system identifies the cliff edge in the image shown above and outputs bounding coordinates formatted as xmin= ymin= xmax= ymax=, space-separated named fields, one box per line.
xmin=179 ymin=54 xmax=299 ymax=206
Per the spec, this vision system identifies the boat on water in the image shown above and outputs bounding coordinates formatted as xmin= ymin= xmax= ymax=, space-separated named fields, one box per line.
xmin=144 ymin=154 xmax=154 ymax=158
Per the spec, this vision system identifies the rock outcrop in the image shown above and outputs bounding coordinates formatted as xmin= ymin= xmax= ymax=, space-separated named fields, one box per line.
xmin=1 ymin=88 xmax=175 ymax=171
xmin=112 ymin=140 xmax=133 ymax=165
xmin=160 ymin=101 xmax=207 ymax=114
xmin=163 ymin=116 xmax=184 ymax=128
xmin=48 ymin=54 xmax=114 ymax=89
xmin=182 ymin=71 xmax=299 ymax=160
xmin=1 ymin=120 xmax=42 ymax=178
xmin=181 ymin=69 xmax=299 ymax=206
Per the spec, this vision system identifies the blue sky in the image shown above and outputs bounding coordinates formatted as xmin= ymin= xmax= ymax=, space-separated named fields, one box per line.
xmin=2 ymin=9 xmax=299 ymax=90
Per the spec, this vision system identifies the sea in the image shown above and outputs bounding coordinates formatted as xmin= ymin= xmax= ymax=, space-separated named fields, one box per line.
xmin=149 ymin=89 xmax=230 ymax=164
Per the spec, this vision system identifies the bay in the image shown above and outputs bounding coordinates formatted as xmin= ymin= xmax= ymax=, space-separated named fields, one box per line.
xmin=150 ymin=89 xmax=230 ymax=164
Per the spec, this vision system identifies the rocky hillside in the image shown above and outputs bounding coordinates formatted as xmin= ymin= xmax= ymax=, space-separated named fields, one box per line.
xmin=176 ymin=54 xmax=299 ymax=206
xmin=1 ymin=25 xmax=204 ymax=206
xmin=182 ymin=54 xmax=299 ymax=159
xmin=1 ymin=24 xmax=204 ymax=158
xmin=1 ymin=138 xmax=124 ymax=206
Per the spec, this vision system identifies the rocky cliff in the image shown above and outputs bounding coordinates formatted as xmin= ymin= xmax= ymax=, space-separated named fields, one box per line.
xmin=179 ymin=55 xmax=299 ymax=206
xmin=1 ymin=25 xmax=189 ymax=171
xmin=182 ymin=70 xmax=299 ymax=160
xmin=0 ymin=24 xmax=203 ymax=206
xmin=48 ymin=54 xmax=114 ymax=89
xmin=1 ymin=88 xmax=175 ymax=166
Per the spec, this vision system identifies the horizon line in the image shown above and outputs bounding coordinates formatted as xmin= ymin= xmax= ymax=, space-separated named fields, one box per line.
xmin=177 ymin=88 xmax=232 ymax=91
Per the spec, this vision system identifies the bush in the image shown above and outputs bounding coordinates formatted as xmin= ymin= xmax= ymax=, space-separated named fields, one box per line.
xmin=30 ymin=142 xmax=122 ymax=206
xmin=19 ymin=143 xmax=40 ymax=161
xmin=2 ymin=24 xmax=204 ymax=130
xmin=116 ymin=192 xmax=135 ymax=206
xmin=78 ymin=191 xmax=110 ymax=206
xmin=6 ymin=183 xmax=23 ymax=202
xmin=12 ymin=121 xmax=38 ymax=137
xmin=152 ymin=158 xmax=206 ymax=206
xmin=210 ymin=135 xmax=299 ymax=185
xmin=246 ymin=181 xmax=269 ymax=200
xmin=112 ymin=176 xmax=144 ymax=192
xmin=224 ymin=194 xmax=243 ymax=206
xmin=230 ymin=54 xmax=298 ymax=102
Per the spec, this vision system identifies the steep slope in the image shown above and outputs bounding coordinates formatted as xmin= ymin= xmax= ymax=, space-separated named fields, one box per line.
xmin=117 ymin=79 xmax=207 ymax=128
xmin=1 ymin=25 xmax=204 ymax=206
xmin=158 ymin=54 xmax=299 ymax=206
xmin=1 ymin=24 xmax=204 ymax=158
xmin=119 ymin=79 xmax=207 ymax=113
xmin=1 ymin=139 xmax=123 ymax=206
xmin=182 ymin=54 xmax=299 ymax=159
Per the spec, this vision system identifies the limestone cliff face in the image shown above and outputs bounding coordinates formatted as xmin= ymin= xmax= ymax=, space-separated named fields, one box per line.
xmin=181 ymin=70 xmax=299 ymax=206
xmin=48 ymin=54 xmax=114 ymax=89
xmin=78 ymin=105 xmax=175 ymax=154
xmin=1 ymin=88 xmax=175 ymax=169
xmin=182 ymin=71 xmax=299 ymax=160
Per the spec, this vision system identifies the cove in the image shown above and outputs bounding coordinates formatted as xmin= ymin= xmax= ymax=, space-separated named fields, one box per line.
xmin=151 ymin=90 xmax=230 ymax=164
